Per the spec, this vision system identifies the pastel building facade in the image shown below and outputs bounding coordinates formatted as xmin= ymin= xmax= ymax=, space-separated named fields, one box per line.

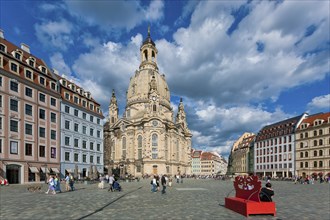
xmin=0 ymin=31 xmax=61 ymax=184
xmin=254 ymin=114 xmax=308 ymax=178
xmin=295 ymin=112 xmax=330 ymax=178
xmin=58 ymin=76 xmax=104 ymax=178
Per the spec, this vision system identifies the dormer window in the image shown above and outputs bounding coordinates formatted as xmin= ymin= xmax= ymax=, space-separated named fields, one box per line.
xmin=28 ymin=57 xmax=35 ymax=67
xmin=62 ymin=80 xmax=67 ymax=87
xmin=15 ymin=52 xmax=21 ymax=60
xmin=39 ymin=76 xmax=45 ymax=86
xmin=90 ymin=103 xmax=94 ymax=110
xmin=41 ymin=66 xmax=46 ymax=74
xmin=82 ymin=100 xmax=86 ymax=107
xmin=0 ymin=44 xmax=6 ymax=52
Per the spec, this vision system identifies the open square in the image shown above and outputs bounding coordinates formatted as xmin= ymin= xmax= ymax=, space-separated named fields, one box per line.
xmin=1 ymin=179 xmax=329 ymax=220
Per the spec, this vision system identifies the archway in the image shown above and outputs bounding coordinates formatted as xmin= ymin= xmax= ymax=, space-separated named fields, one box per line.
xmin=6 ymin=164 xmax=21 ymax=184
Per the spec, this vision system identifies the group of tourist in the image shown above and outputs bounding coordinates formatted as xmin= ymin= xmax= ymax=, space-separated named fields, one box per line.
xmin=45 ymin=174 xmax=75 ymax=195
xmin=45 ymin=174 xmax=62 ymax=194
xmin=150 ymin=174 xmax=174 ymax=194
xmin=294 ymin=175 xmax=330 ymax=184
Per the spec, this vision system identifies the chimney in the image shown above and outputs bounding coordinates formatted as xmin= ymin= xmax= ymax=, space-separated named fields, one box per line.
xmin=0 ymin=29 xmax=4 ymax=39
xmin=21 ymin=43 xmax=30 ymax=53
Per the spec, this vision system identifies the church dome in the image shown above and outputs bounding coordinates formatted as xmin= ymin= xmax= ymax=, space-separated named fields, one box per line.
xmin=126 ymin=29 xmax=171 ymax=111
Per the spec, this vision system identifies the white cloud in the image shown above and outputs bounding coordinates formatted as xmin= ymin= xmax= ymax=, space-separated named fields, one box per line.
xmin=45 ymin=0 xmax=328 ymax=158
xmin=154 ymin=0 xmax=329 ymax=108
xmin=71 ymin=34 xmax=142 ymax=111
xmin=65 ymin=0 xmax=164 ymax=31
xmin=145 ymin=0 xmax=164 ymax=21
xmin=307 ymin=94 xmax=330 ymax=113
xmin=34 ymin=19 xmax=74 ymax=50
xmin=50 ymin=53 xmax=72 ymax=76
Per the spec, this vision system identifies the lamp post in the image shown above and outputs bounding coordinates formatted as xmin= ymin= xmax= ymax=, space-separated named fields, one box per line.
xmin=44 ymin=164 xmax=47 ymax=184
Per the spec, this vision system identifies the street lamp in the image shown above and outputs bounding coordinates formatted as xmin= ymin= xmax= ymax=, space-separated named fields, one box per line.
xmin=44 ymin=164 xmax=47 ymax=184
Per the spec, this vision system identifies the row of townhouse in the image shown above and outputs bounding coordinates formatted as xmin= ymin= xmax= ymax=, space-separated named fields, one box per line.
xmin=191 ymin=150 xmax=228 ymax=176
xmin=0 ymin=30 xmax=104 ymax=184
xmin=228 ymin=112 xmax=330 ymax=178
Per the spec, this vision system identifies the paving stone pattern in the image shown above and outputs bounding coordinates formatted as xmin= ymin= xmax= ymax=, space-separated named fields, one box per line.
xmin=0 ymin=179 xmax=329 ymax=220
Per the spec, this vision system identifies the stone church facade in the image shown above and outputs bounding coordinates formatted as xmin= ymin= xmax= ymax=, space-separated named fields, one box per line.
xmin=104 ymin=30 xmax=192 ymax=177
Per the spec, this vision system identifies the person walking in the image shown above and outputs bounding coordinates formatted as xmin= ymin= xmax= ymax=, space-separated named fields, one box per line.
xmin=161 ymin=174 xmax=167 ymax=194
xmin=69 ymin=174 xmax=75 ymax=191
xmin=54 ymin=174 xmax=61 ymax=193
xmin=65 ymin=174 xmax=70 ymax=191
xmin=108 ymin=174 xmax=115 ymax=192
xmin=151 ymin=175 xmax=157 ymax=192
xmin=45 ymin=175 xmax=56 ymax=195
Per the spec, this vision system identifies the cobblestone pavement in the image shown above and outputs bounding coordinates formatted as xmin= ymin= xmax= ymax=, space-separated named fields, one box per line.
xmin=0 ymin=179 xmax=329 ymax=220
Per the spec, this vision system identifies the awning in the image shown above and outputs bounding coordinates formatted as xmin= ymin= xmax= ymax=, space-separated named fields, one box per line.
xmin=41 ymin=167 xmax=50 ymax=173
xmin=51 ymin=168 xmax=60 ymax=173
xmin=66 ymin=169 xmax=72 ymax=173
xmin=29 ymin=167 xmax=39 ymax=173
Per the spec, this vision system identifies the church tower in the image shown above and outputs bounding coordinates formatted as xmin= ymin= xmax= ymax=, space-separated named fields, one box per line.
xmin=176 ymin=98 xmax=188 ymax=130
xmin=109 ymin=89 xmax=118 ymax=126
xmin=104 ymin=28 xmax=192 ymax=177
xmin=139 ymin=26 xmax=158 ymax=71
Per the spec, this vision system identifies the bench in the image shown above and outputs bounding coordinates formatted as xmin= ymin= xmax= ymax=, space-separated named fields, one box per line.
xmin=225 ymin=175 xmax=276 ymax=217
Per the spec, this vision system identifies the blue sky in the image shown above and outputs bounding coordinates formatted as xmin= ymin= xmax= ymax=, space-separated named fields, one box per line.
xmin=1 ymin=0 xmax=329 ymax=158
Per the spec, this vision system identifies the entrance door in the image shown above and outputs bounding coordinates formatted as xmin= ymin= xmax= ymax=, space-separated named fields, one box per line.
xmin=153 ymin=165 xmax=157 ymax=175
xmin=6 ymin=164 xmax=20 ymax=184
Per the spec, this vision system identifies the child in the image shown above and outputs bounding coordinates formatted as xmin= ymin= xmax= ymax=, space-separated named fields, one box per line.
xmin=45 ymin=175 xmax=56 ymax=195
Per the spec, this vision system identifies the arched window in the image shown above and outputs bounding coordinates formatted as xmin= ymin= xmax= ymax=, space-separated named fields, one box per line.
xmin=137 ymin=135 xmax=142 ymax=159
xmin=300 ymin=143 xmax=303 ymax=148
xmin=313 ymin=130 xmax=317 ymax=136
xmin=152 ymin=51 xmax=155 ymax=61
xmin=305 ymin=152 xmax=308 ymax=157
xmin=319 ymin=150 xmax=323 ymax=156
xmin=314 ymin=161 xmax=317 ymax=167
xmin=152 ymin=134 xmax=158 ymax=159
xmin=319 ymin=139 xmax=323 ymax=146
xmin=300 ymin=162 xmax=303 ymax=168
xmin=314 ymin=150 xmax=317 ymax=157
xmin=176 ymin=139 xmax=179 ymax=161
xmin=300 ymin=152 xmax=303 ymax=158
xmin=300 ymin=133 xmax=303 ymax=139
xmin=305 ymin=162 xmax=308 ymax=168
xmin=111 ymin=140 xmax=115 ymax=159
xmin=319 ymin=161 xmax=323 ymax=167
xmin=305 ymin=132 xmax=308 ymax=138
xmin=165 ymin=136 xmax=168 ymax=160
xmin=122 ymin=137 xmax=126 ymax=159
xmin=314 ymin=140 xmax=317 ymax=146
xmin=143 ymin=50 xmax=148 ymax=61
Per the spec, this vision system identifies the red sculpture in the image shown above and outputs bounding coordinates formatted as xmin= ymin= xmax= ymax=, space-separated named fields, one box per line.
xmin=233 ymin=175 xmax=261 ymax=202
xmin=225 ymin=175 xmax=276 ymax=217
